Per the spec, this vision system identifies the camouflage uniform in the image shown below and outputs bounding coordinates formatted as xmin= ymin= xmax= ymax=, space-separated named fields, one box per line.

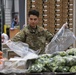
xmin=11 ymin=25 xmax=53 ymax=54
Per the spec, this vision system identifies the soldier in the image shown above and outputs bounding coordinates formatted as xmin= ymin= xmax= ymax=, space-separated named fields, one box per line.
xmin=11 ymin=10 xmax=67 ymax=54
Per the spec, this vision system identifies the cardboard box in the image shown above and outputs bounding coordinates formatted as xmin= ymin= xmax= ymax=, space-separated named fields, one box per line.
xmin=7 ymin=50 xmax=20 ymax=59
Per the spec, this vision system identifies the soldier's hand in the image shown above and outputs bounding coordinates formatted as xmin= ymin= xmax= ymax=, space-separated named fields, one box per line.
xmin=63 ymin=22 xmax=68 ymax=29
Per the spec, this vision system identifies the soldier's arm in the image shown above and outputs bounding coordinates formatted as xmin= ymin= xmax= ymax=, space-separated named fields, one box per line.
xmin=11 ymin=29 xmax=26 ymax=42
xmin=44 ymin=29 xmax=53 ymax=42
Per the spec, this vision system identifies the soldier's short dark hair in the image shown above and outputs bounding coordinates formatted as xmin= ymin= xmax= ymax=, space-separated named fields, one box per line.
xmin=28 ymin=10 xmax=39 ymax=17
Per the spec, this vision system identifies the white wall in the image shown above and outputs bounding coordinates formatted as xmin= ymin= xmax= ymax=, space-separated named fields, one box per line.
xmin=14 ymin=0 xmax=19 ymax=12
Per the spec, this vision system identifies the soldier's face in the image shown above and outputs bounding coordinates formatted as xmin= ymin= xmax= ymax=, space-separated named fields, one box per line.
xmin=28 ymin=15 xmax=39 ymax=28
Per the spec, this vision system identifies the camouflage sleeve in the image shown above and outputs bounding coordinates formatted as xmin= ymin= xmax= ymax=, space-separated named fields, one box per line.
xmin=11 ymin=29 xmax=26 ymax=42
xmin=44 ymin=29 xmax=53 ymax=42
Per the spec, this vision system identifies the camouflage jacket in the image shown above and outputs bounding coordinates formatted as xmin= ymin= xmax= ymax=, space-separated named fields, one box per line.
xmin=11 ymin=25 xmax=53 ymax=54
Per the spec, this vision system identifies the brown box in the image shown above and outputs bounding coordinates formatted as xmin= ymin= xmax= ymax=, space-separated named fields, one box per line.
xmin=7 ymin=50 xmax=20 ymax=59
xmin=10 ymin=28 xmax=20 ymax=39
